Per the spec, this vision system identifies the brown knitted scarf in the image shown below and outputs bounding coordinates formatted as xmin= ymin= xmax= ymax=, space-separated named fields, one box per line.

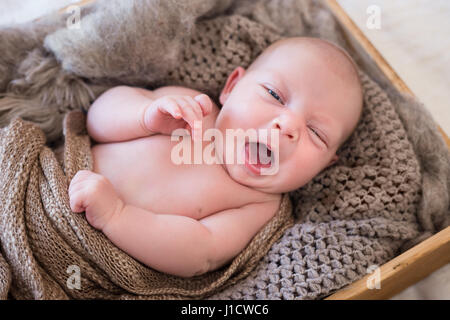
xmin=0 ymin=111 xmax=294 ymax=299
xmin=0 ymin=0 xmax=448 ymax=299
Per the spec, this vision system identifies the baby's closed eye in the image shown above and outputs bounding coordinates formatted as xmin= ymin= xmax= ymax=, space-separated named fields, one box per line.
xmin=309 ymin=126 xmax=325 ymax=142
xmin=263 ymin=85 xmax=326 ymax=144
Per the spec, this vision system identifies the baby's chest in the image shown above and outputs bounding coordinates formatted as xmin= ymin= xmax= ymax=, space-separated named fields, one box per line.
xmin=137 ymin=163 xmax=242 ymax=219
xmin=92 ymin=135 xmax=259 ymax=219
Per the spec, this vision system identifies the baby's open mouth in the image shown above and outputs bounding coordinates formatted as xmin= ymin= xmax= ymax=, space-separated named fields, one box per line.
xmin=244 ymin=141 xmax=274 ymax=174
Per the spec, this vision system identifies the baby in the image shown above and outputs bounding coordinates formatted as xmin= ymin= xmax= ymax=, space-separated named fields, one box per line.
xmin=68 ymin=37 xmax=363 ymax=277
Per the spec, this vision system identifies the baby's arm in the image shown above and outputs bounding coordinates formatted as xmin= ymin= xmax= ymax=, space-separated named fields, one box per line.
xmin=69 ymin=170 xmax=280 ymax=277
xmin=86 ymin=86 xmax=156 ymax=143
xmin=86 ymin=86 xmax=212 ymax=143
xmin=102 ymin=199 xmax=280 ymax=277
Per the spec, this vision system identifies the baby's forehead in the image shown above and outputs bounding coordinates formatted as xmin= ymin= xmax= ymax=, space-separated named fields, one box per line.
xmin=259 ymin=38 xmax=355 ymax=71
xmin=261 ymin=39 xmax=361 ymax=93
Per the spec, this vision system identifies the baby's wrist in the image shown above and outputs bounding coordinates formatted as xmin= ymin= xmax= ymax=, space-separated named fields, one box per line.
xmin=139 ymin=100 xmax=157 ymax=136
xmin=102 ymin=198 xmax=125 ymax=235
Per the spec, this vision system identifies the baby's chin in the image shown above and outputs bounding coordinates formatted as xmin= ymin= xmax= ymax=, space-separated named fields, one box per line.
xmin=222 ymin=162 xmax=285 ymax=194
xmin=217 ymin=144 xmax=297 ymax=193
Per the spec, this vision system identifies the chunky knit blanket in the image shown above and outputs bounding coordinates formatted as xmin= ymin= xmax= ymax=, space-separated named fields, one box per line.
xmin=0 ymin=0 xmax=449 ymax=300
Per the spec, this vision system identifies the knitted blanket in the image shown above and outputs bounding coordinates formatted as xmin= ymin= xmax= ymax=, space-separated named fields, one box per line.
xmin=0 ymin=110 xmax=294 ymax=299
xmin=0 ymin=0 xmax=449 ymax=299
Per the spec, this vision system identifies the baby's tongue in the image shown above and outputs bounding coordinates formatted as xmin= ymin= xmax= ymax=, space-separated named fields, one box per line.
xmin=256 ymin=143 xmax=271 ymax=168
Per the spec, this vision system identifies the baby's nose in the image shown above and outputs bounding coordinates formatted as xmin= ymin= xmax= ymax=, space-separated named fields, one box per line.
xmin=272 ymin=118 xmax=299 ymax=141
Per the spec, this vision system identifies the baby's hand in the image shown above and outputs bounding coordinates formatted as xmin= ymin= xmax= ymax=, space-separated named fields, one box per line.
xmin=68 ymin=170 xmax=124 ymax=231
xmin=143 ymin=94 xmax=212 ymax=140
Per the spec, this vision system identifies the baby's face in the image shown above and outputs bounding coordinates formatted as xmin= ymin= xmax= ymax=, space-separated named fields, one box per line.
xmin=215 ymin=39 xmax=363 ymax=194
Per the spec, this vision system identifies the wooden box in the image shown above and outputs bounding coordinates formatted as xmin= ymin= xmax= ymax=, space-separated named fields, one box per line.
xmin=59 ymin=0 xmax=450 ymax=300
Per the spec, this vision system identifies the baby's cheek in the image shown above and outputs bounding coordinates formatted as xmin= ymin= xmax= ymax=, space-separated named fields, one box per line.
xmin=284 ymin=157 xmax=319 ymax=188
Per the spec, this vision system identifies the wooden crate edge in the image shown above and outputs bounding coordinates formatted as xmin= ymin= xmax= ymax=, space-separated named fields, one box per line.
xmin=324 ymin=0 xmax=450 ymax=299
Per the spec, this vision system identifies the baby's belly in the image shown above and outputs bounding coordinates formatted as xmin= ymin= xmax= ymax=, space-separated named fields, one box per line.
xmin=91 ymin=135 xmax=258 ymax=219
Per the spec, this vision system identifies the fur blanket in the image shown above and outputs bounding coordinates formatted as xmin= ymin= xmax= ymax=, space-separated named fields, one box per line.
xmin=0 ymin=0 xmax=449 ymax=299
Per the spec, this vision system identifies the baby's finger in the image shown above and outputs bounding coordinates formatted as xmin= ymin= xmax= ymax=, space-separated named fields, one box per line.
xmin=178 ymin=97 xmax=203 ymax=121
xmin=69 ymin=170 xmax=92 ymax=191
xmin=185 ymin=96 xmax=207 ymax=117
xmin=72 ymin=169 xmax=94 ymax=181
xmin=181 ymin=97 xmax=204 ymax=141
xmin=177 ymin=100 xmax=202 ymax=141
xmin=193 ymin=94 xmax=212 ymax=116
xmin=156 ymin=98 xmax=182 ymax=119
xmin=68 ymin=180 xmax=88 ymax=197
xmin=69 ymin=189 xmax=87 ymax=213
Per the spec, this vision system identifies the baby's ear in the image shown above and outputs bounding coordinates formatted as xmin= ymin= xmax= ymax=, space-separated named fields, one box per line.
xmin=219 ymin=66 xmax=246 ymax=105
